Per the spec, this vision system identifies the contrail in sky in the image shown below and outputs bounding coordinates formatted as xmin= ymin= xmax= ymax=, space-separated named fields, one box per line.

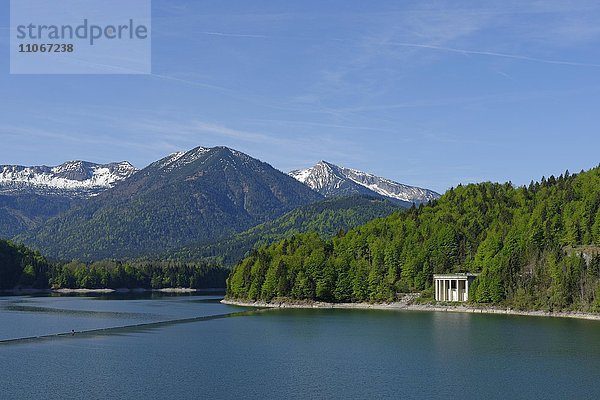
xmin=195 ymin=32 xmax=600 ymax=68
xmin=200 ymin=31 xmax=268 ymax=39
xmin=388 ymin=41 xmax=600 ymax=68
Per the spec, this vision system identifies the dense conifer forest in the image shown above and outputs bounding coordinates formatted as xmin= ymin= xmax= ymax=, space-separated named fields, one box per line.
xmin=0 ymin=239 xmax=51 ymax=289
xmin=0 ymin=239 xmax=227 ymax=290
xmin=227 ymin=166 xmax=600 ymax=312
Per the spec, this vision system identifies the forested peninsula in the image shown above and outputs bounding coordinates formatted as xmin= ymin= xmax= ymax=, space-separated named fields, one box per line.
xmin=227 ymin=167 xmax=600 ymax=312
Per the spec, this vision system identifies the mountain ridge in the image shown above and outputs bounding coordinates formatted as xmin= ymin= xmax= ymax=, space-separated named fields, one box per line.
xmin=289 ymin=160 xmax=440 ymax=205
xmin=0 ymin=160 xmax=138 ymax=198
xmin=0 ymin=160 xmax=138 ymax=237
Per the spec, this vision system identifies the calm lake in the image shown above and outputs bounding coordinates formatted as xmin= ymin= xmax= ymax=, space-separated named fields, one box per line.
xmin=1 ymin=293 xmax=600 ymax=399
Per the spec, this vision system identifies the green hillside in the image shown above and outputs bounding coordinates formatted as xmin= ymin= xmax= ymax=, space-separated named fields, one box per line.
xmin=227 ymin=166 xmax=600 ymax=312
xmin=0 ymin=239 xmax=50 ymax=289
xmin=0 ymin=194 xmax=75 ymax=238
xmin=169 ymin=195 xmax=402 ymax=265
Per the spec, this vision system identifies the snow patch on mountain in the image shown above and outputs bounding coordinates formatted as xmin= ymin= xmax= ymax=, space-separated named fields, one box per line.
xmin=153 ymin=152 xmax=185 ymax=171
xmin=0 ymin=160 xmax=138 ymax=197
xmin=175 ymin=147 xmax=211 ymax=167
xmin=152 ymin=147 xmax=216 ymax=173
xmin=289 ymin=161 xmax=440 ymax=205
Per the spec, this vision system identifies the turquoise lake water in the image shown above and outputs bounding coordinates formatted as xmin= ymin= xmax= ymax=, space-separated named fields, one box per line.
xmin=1 ymin=293 xmax=600 ymax=399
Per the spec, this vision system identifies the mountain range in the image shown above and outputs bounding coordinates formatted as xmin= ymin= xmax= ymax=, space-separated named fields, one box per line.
xmin=0 ymin=161 xmax=137 ymax=237
xmin=2 ymin=146 xmax=439 ymax=261
xmin=0 ymin=160 xmax=137 ymax=198
xmin=289 ymin=160 xmax=439 ymax=205
xmin=14 ymin=146 xmax=322 ymax=260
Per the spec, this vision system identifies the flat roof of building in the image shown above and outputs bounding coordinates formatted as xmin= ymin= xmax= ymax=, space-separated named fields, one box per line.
xmin=433 ymin=273 xmax=479 ymax=279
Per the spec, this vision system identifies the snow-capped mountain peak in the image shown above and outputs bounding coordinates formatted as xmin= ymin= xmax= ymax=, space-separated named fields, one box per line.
xmin=151 ymin=147 xmax=216 ymax=172
xmin=289 ymin=161 xmax=345 ymax=193
xmin=0 ymin=160 xmax=138 ymax=198
xmin=289 ymin=161 xmax=440 ymax=205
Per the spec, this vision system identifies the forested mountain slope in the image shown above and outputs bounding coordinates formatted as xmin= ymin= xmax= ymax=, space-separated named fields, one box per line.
xmin=168 ymin=195 xmax=402 ymax=265
xmin=0 ymin=194 xmax=76 ymax=238
xmin=0 ymin=239 xmax=50 ymax=289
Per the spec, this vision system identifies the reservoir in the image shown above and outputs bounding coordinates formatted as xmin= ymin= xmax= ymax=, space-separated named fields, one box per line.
xmin=1 ymin=293 xmax=600 ymax=399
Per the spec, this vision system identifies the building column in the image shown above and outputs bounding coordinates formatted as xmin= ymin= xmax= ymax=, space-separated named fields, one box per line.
xmin=465 ymin=279 xmax=469 ymax=302
xmin=442 ymin=280 xmax=445 ymax=301
xmin=456 ymin=279 xmax=460 ymax=302
xmin=456 ymin=279 xmax=459 ymax=302
xmin=436 ymin=280 xmax=440 ymax=301
xmin=455 ymin=279 xmax=458 ymax=302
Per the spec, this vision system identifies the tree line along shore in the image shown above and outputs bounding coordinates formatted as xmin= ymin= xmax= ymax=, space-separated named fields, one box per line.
xmin=0 ymin=240 xmax=228 ymax=291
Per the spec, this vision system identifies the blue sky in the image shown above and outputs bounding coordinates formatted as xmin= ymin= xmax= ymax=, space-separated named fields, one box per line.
xmin=1 ymin=0 xmax=600 ymax=193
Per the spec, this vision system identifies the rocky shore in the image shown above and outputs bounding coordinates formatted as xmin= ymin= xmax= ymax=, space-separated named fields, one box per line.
xmin=222 ymin=298 xmax=600 ymax=321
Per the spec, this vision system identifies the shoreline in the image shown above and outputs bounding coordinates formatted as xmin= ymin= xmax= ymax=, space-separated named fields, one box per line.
xmin=221 ymin=298 xmax=600 ymax=321
xmin=0 ymin=287 xmax=225 ymax=295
